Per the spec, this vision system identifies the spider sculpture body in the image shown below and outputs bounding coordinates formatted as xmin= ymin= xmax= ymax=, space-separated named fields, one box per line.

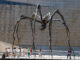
xmin=12 ymin=5 xmax=72 ymax=55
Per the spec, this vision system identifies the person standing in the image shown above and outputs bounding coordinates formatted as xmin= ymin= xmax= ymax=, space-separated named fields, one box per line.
xmin=38 ymin=48 xmax=42 ymax=57
xmin=12 ymin=47 xmax=16 ymax=57
xmin=17 ymin=48 xmax=21 ymax=57
xmin=67 ymin=48 xmax=72 ymax=59
xmin=2 ymin=52 xmax=6 ymax=59
xmin=2 ymin=48 xmax=8 ymax=59
xmin=5 ymin=48 xmax=8 ymax=57
xmin=21 ymin=48 xmax=24 ymax=56
xmin=30 ymin=48 xmax=32 ymax=55
xmin=7 ymin=48 xmax=11 ymax=57
xmin=28 ymin=48 xmax=30 ymax=57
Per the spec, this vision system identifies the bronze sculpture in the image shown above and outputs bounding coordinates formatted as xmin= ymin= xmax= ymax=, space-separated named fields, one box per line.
xmin=12 ymin=5 xmax=71 ymax=55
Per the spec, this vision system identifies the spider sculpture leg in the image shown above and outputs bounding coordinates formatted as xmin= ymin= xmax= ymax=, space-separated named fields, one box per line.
xmin=12 ymin=23 xmax=17 ymax=49
xmin=30 ymin=13 xmax=38 ymax=51
xmin=12 ymin=21 xmax=19 ymax=49
xmin=47 ymin=9 xmax=60 ymax=56
xmin=30 ymin=20 xmax=35 ymax=51
xmin=56 ymin=10 xmax=71 ymax=49
xmin=54 ymin=10 xmax=75 ymax=56
xmin=48 ymin=9 xmax=72 ymax=56
xmin=49 ymin=18 xmax=53 ymax=55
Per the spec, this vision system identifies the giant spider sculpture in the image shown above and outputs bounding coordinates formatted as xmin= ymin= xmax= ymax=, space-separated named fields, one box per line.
xmin=12 ymin=5 xmax=72 ymax=55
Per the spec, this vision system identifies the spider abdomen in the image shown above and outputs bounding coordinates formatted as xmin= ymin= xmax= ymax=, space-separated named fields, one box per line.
xmin=40 ymin=24 xmax=46 ymax=30
xmin=40 ymin=20 xmax=47 ymax=30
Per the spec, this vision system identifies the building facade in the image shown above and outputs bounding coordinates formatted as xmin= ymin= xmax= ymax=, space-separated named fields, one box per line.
xmin=0 ymin=0 xmax=80 ymax=52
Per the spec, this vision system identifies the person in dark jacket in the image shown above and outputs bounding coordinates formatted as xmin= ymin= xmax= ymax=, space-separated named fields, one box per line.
xmin=2 ymin=52 xmax=8 ymax=59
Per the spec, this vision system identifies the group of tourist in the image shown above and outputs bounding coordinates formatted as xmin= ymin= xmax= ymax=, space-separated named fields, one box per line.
xmin=2 ymin=47 xmax=42 ymax=59
xmin=2 ymin=47 xmax=73 ymax=59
